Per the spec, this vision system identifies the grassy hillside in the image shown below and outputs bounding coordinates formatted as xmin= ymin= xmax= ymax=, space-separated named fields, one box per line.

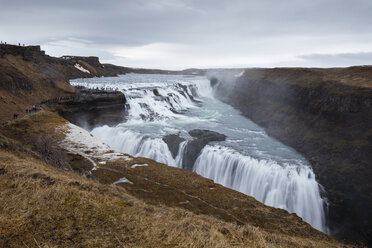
xmin=0 ymin=111 xmax=347 ymax=248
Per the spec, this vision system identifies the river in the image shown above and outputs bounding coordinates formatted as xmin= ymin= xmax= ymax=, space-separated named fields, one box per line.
xmin=71 ymin=73 xmax=328 ymax=232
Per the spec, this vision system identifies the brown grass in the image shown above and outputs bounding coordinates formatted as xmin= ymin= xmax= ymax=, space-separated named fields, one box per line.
xmin=0 ymin=110 xmax=350 ymax=247
xmin=0 ymin=151 xmax=349 ymax=248
xmin=0 ymin=54 xmax=76 ymax=121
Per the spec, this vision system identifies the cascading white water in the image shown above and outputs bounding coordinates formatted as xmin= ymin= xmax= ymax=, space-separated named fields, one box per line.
xmin=71 ymin=74 xmax=328 ymax=233
xmin=193 ymin=145 xmax=327 ymax=231
xmin=91 ymin=126 xmax=177 ymax=166
xmin=175 ymin=141 xmax=187 ymax=166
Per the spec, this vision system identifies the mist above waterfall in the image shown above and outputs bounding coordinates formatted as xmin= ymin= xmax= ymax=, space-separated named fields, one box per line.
xmin=71 ymin=73 xmax=328 ymax=232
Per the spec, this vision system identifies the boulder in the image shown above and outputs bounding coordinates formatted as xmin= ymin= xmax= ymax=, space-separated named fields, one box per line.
xmin=162 ymin=134 xmax=185 ymax=158
xmin=182 ymin=129 xmax=226 ymax=171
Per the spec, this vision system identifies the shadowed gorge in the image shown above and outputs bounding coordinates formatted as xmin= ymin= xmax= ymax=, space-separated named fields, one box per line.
xmin=210 ymin=67 xmax=372 ymax=245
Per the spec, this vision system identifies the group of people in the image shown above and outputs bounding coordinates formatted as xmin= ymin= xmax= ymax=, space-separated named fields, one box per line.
xmin=40 ymin=96 xmax=79 ymax=105
xmin=0 ymin=41 xmax=25 ymax=46
xmin=13 ymin=105 xmax=38 ymax=120
xmin=26 ymin=105 xmax=39 ymax=113
xmin=40 ymin=90 xmax=119 ymax=105
xmin=95 ymin=86 xmax=119 ymax=92
xmin=75 ymin=85 xmax=119 ymax=92
xmin=79 ymin=87 xmax=121 ymax=98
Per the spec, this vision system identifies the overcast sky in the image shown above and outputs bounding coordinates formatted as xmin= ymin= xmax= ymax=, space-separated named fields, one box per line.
xmin=1 ymin=0 xmax=371 ymax=69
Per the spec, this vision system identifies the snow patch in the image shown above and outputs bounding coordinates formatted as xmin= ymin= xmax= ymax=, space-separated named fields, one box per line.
xmin=113 ymin=177 xmax=133 ymax=185
xmin=74 ymin=63 xmax=91 ymax=74
xmin=60 ymin=123 xmax=132 ymax=170
xmin=131 ymin=163 xmax=148 ymax=168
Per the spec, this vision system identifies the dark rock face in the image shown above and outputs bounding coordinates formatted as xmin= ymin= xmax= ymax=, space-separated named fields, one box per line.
xmin=162 ymin=134 xmax=186 ymax=158
xmin=153 ymin=89 xmax=161 ymax=96
xmin=210 ymin=67 xmax=372 ymax=245
xmin=210 ymin=77 xmax=219 ymax=87
xmin=0 ymin=72 xmax=33 ymax=95
xmin=0 ymin=45 xmax=45 ymax=61
xmin=51 ymin=94 xmax=127 ymax=130
xmin=188 ymin=129 xmax=226 ymax=140
xmin=182 ymin=129 xmax=226 ymax=171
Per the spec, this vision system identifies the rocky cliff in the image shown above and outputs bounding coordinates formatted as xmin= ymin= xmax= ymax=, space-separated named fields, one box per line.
xmin=0 ymin=44 xmax=129 ymax=121
xmin=48 ymin=92 xmax=127 ymax=129
xmin=211 ymin=67 xmax=372 ymax=245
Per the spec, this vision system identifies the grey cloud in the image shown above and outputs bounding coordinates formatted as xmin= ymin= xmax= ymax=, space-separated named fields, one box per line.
xmin=0 ymin=0 xmax=371 ymax=69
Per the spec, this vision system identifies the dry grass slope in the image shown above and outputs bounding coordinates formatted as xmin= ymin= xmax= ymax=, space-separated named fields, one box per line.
xmin=0 ymin=151 xmax=348 ymax=248
xmin=0 ymin=111 xmax=349 ymax=247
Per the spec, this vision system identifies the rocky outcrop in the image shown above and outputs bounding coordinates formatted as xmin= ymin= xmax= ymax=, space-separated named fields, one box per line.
xmin=211 ymin=66 xmax=372 ymax=245
xmin=0 ymin=45 xmax=46 ymax=61
xmin=0 ymin=44 xmax=131 ymax=122
xmin=163 ymin=134 xmax=185 ymax=158
xmin=49 ymin=93 xmax=127 ymax=129
xmin=163 ymin=130 xmax=226 ymax=170
xmin=182 ymin=129 xmax=226 ymax=171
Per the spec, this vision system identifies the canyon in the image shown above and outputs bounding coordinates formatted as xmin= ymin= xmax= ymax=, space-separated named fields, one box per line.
xmin=0 ymin=44 xmax=369 ymax=247
xmin=211 ymin=68 xmax=372 ymax=245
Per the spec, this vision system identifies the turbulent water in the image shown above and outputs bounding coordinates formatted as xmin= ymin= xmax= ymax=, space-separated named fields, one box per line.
xmin=71 ymin=74 xmax=328 ymax=232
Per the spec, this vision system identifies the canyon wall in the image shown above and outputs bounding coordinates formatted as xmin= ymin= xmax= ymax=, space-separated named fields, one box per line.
xmin=211 ymin=67 xmax=372 ymax=245
xmin=50 ymin=93 xmax=127 ymax=129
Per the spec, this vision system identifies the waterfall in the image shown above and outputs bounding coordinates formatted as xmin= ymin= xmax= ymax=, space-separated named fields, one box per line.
xmin=193 ymin=145 xmax=327 ymax=232
xmin=74 ymin=74 xmax=328 ymax=233
xmin=91 ymin=126 xmax=177 ymax=167
xmin=92 ymin=124 xmax=327 ymax=232
xmin=175 ymin=141 xmax=187 ymax=166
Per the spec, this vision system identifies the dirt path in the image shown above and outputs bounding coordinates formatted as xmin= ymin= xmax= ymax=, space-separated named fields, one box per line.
xmin=0 ymin=108 xmax=40 ymax=125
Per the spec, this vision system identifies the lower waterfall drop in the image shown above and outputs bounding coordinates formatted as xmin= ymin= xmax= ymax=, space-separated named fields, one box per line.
xmin=193 ymin=145 xmax=327 ymax=232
